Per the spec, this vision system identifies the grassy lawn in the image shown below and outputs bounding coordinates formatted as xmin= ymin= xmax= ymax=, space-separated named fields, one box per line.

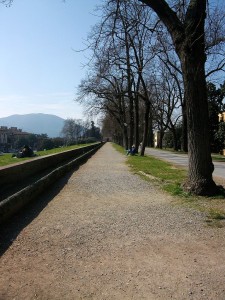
xmin=0 ymin=144 xmax=95 ymax=167
xmin=113 ymin=143 xmax=225 ymax=226
xmin=211 ymin=154 xmax=225 ymax=162
xmin=113 ymin=143 xmax=186 ymax=193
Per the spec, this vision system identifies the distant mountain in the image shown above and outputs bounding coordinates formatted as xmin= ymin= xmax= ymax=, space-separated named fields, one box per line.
xmin=0 ymin=113 xmax=65 ymax=137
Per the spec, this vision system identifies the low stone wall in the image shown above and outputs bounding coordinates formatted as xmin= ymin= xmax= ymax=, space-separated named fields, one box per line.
xmin=0 ymin=143 xmax=101 ymax=188
xmin=0 ymin=143 xmax=103 ymax=224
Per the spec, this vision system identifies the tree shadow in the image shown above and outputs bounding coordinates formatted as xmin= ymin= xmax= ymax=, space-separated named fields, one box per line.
xmin=0 ymin=169 xmax=76 ymax=256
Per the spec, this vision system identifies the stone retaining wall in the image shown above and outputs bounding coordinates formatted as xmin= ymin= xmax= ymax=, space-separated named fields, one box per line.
xmin=0 ymin=143 xmax=101 ymax=188
xmin=0 ymin=143 xmax=103 ymax=224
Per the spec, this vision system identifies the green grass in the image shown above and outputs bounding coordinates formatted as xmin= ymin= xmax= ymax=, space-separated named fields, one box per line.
xmin=211 ymin=154 xmax=225 ymax=162
xmin=208 ymin=209 xmax=225 ymax=220
xmin=113 ymin=143 xmax=225 ymax=226
xmin=113 ymin=143 xmax=187 ymax=195
xmin=36 ymin=144 xmax=93 ymax=156
xmin=112 ymin=143 xmax=126 ymax=155
xmin=205 ymin=209 xmax=225 ymax=228
xmin=128 ymin=154 xmax=186 ymax=182
xmin=0 ymin=153 xmax=31 ymax=166
xmin=0 ymin=143 xmax=95 ymax=167
xmin=129 ymin=154 xmax=188 ymax=196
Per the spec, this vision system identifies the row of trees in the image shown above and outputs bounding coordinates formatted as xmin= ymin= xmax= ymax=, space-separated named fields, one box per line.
xmin=9 ymin=119 xmax=102 ymax=151
xmin=61 ymin=119 xmax=102 ymax=145
xmin=6 ymin=133 xmax=63 ymax=152
xmin=2 ymin=0 xmax=224 ymax=195
xmin=77 ymin=0 xmax=225 ymax=195
xmin=155 ymin=81 xmax=225 ymax=152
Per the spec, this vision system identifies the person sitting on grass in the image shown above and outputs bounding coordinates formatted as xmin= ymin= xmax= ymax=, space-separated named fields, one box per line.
xmin=126 ymin=145 xmax=136 ymax=156
xmin=12 ymin=145 xmax=35 ymax=158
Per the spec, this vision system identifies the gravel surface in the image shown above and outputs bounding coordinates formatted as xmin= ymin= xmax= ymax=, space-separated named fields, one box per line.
xmin=0 ymin=142 xmax=225 ymax=299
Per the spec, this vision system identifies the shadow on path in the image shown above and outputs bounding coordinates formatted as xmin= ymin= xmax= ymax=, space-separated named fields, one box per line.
xmin=0 ymin=169 xmax=76 ymax=257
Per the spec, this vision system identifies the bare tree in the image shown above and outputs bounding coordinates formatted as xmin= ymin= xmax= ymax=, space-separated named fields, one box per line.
xmin=152 ymin=64 xmax=182 ymax=150
xmin=139 ymin=0 xmax=219 ymax=195
xmin=0 ymin=0 xmax=13 ymax=6
xmin=147 ymin=0 xmax=225 ymax=153
xmin=77 ymin=61 xmax=130 ymax=149
xmin=77 ymin=0 xmax=157 ymax=152
xmin=205 ymin=3 xmax=225 ymax=81
xmin=61 ymin=119 xmax=84 ymax=145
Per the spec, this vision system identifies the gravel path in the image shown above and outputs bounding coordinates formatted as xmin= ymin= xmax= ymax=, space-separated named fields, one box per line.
xmin=0 ymin=142 xmax=225 ymax=299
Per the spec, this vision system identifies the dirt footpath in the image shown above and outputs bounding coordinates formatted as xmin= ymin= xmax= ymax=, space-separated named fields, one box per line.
xmin=0 ymin=143 xmax=225 ymax=300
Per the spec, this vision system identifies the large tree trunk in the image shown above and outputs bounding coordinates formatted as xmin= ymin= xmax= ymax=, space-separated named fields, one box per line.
xmin=170 ymin=126 xmax=178 ymax=151
xmin=129 ymin=98 xmax=134 ymax=149
xmin=177 ymin=1 xmax=217 ymax=195
xmin=158 ymin=130 xmax=164 ymax=149
xmin=181 ymin=54 xmax=217 ymax=195
xmin=140 ymin=0 xmax=218 ymax=195
xmin=134 ymin=96 xmax=140 ymax=153
xmin=181 ymin=102 xmax=188 ymax=152
xmin=140 ymin=101 xmax=150 ymax=156
xmin=148 ymin=108 xmax=154 ymax=147
xmin=123 ymin=124 xmax=129 ymax=150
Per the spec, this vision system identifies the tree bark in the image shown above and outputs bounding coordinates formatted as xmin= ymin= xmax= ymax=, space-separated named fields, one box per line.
xmin=170 ymin=123 xmax=178 ymax=151
xmin=128 ymin=98 xmax=134 ymax=149
xmin=140 ymin=101 xmax=150 ymax=156
xmin=181 ymin=53 xmax=216 ymax=194
xmin=140 ymin=0 xmax=218 ymax=195
xmin=134 ymin=96 xmax=140 ymax=153
xmin=148 ymin=108 xmax=154 ymax=147
xmin=181 ymin=101 xmax=188 ymax=152
xmin=123 ymin=124 xmax=129 ymax=150
xmin=159 ymin=130 xmax=164 ymax=149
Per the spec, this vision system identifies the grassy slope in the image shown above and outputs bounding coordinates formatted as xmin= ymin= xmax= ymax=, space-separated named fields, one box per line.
xmin=113 ymin=143 xmax=225 ymax=227
xmin=0 ymin=144 xmax=94 ymax=167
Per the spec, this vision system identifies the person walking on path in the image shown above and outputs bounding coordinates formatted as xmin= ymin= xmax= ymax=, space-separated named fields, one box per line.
xmin=0 ymin=143 xmax=225 ymax=299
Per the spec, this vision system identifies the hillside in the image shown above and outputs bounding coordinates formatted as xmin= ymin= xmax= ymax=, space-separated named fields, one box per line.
xmin=0 ymin=113 xmax=65 ymax=137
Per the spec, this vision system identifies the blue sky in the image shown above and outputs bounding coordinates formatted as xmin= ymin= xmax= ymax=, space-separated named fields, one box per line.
xmin=0 ymin=0 xmax=102 ymax=120
xmin=1 ymin=1 xmax=224 ymax=121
